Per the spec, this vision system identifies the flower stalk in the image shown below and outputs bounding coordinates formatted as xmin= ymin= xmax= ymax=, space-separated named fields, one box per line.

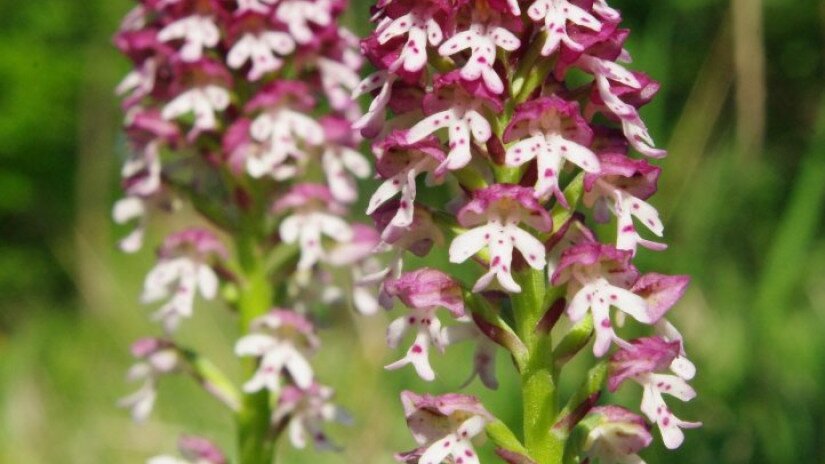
xmin=355 ymin=0 xmax=702 ymax=462
xmin=113 ymin=1 xmax=373 ymax=462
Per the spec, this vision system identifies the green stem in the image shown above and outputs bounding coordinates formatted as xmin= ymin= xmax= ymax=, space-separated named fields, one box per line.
xmin=512 ymin=269 xmax=564 ymax=464
xmin=235 ymin=235 xmax=277 ymax=464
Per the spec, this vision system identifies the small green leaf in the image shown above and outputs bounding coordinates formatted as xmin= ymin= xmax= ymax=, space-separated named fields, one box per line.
xmin=465 ymin=291 xmax=528 ymax=368
xmin=553 ymin=314 xmax=594 ymax=368
xmin=550 ymin=173 xmax=585 ymax=234
xmin=486 ymin=420 xmax=531 ymax=457
xmin=554 ymin=361 xmax=606 ymax=435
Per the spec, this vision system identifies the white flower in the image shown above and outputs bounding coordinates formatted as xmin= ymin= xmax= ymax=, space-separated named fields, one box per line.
xmin=158 ymin=15 xmax=220 ymax=62
xmin=162 ymin=86 xmax=230 ymax=134
xmin=246 ymin=109 xmax=325 ymax=178
xmin=352 ymin=71 xmax=395 ymax=136
xmin=113 ymin=197 xmax=147 ymax=253
xmin=273 ymin=384 xmax=352 ymax=451
xmin=276 ymin=0 xmax=332 ymax=44
xmin=118 ymin=339 xmax=179 ymax=422
xmin=376 ymin=7 xmax=444 ymax=73
xmin=577 ymin=55 xmax=666 ymax=158
xmin=437 ymin=19 xmax=520 ymax=94
xmin=527 ymin=0 xmax=602 ymax=55
xmin=227 ymin=32 xmax=296 ymax=81
xmin=406 ymin=95 xmax=493 ymax=173
xmin=321 ymin=143 xmax=371 ymax=204
xmin=141 ymin=257 xmax=219 ymax=333
xmin=235 ymin=310 xmax=318 ymax=393
xmin=318 ymin=56 xmax=362 ymax=116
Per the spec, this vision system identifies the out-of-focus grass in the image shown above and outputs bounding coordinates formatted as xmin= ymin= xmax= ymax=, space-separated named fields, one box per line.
xmin=1 ymin=0 xmax=824 ymax=463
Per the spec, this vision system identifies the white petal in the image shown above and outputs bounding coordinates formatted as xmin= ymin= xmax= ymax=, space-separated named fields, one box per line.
xmin=235 ymin=334 xmax=278 ymax=357
xmin=449 ymin=225 xmax=491 ymax=263
xmin=407 ymin=110 xmax=453 ymax=143
xmin=285 ymin=351 xmax=314 ymax=389
xmin=608 ymin=285 xmax=652 ymax=324
xmin=510 ymin=226 xmax=547 ymax=270
xmin=196 ymin=264 xmax=218 ymax=299
xmin=420 ymin=435 xmax=454 ymax=464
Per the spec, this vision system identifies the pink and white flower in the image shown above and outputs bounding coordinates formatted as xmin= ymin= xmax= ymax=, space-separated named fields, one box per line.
xmin=383 ymin=269 xmax=465 ymax=380
xmin=235 ymin=309 xmax=319 ymax=393
xmin=406 ymin=72 xmax=500 ymax=173
xmin=158 ymin=15 xmax=220 ymax=62
xmin=272 ymin=184 xmax=353 ymax=270
xmin=504 ymin=96 xmax=600 ymax=203
xmin=244 ymin=82 xmax=324 ymax=178
xmin=119 ymin=338 xmax=180 ymax=422
xmin=367 ymin=130 xmax=445 ymax=229
xmin=527 ymin=0 xmax=603 ymax=55
xmin=162 ymin=85 xmax=230 ymax=135
xmin=437 ymin=13 xmax=520 ymax=94
xmin=227 ymin=31 xmax=296 ymax=81
xmin=582 ymin=406 xmax=652 ymax=464
xmin=376 ymin=4 xmax=445 ymax=73
xmin=608 ymin=337 xmax=701 ymax=449
xmin=275 ymin=0 xmax=333 ymax=44
xmin=450 ymin=185 xmax=552 ymax=293
xmin=141 ymin=229 xmax=226 ymax=333
xmin=397 ymin=391 xmax=493 ymax=464
xmin=584 ymin=153 xmax=665 ymax=253
xmin=550 ymin=242 xmax=651 ymax=356
xmin=319 ymin=117 xmax=371 ymax=204
xmin=272 ymin=383 xmax=352 ymax=451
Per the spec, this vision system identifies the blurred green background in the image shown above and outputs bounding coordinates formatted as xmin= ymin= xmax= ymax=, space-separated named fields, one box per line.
xmin=0 ymin=0 xmax=824 ymax=462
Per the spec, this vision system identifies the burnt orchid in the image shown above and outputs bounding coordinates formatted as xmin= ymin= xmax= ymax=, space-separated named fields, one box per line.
xmin=114 ymin=1 xmax=369 ymax=462
xmin=356 ymin=0 xmax=700 ymax=462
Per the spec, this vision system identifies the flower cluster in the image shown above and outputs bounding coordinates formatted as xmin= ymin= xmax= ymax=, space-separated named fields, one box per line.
xmin=355 ymin=0 xmax=699 ymax=461
xmin=114 ymin=0 xmax=371 ymax=460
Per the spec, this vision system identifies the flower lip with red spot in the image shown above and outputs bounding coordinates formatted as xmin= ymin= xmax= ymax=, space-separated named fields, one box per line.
xmin=457 ymin=184 xmax=553 ymax=232
xmin=550 ymin=242 xmax=634 ymax=285
xmin=607 ymin=336 xmax=680 ymax=392
xmin=245 ymin=80 xmax=316 ymax=112
xmin=159 ymin=227 xmax=228 ymax=260
xmin=583 ymin=153 xmax=660 ymax=200
xmin=632 ymin=273 xmax=690 ymax=323
xmin=373 ymin=130 xmax=446 ymax=178
xmin=383 ymin=268 xmax=465 ymax=317
xmin=503 ymin=96 xmax=594 ymax=146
